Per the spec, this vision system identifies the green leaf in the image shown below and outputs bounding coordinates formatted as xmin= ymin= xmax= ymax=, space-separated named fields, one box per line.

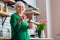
xmin=37 ymin=23 xmax=46 ymax=30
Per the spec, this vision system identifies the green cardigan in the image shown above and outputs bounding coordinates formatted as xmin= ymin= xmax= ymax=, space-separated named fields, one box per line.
xmin=10 ymin=13 xmax=30 ymax=40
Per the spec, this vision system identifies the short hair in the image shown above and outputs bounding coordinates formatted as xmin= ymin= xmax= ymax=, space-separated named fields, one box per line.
xmin=14 ymin=1 xmax=25 ymax=12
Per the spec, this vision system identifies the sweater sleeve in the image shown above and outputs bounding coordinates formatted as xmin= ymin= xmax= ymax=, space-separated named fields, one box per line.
xmin=10 ymin=15 xmax=29 ymax=32
xmin=10 ymin=15 xmax=20 ymax=32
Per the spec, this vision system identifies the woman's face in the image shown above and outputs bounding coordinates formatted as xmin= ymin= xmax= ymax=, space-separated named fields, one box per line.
xmin=16 ymin=5 xmax=24 ymax=13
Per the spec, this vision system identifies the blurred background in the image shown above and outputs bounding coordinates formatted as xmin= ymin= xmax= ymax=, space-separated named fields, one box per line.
xmin=0 ymin=0 xmax=60 ymax=40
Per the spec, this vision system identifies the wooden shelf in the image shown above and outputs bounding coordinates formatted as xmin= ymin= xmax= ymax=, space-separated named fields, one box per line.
xmin=1 ymin=0 xmax=39 ymax=11
xmin=24 ymin=10 xmax=40 ymax=15
xmin=0 ymin=37 xmax=53 ymax=40
xmin=0 ymin=11 xmax=11 ymax=17
xmin=32 ymin=10 xmax=40 ymax=15
xmin=2 ymin=0 xmax=15 ymax=3
xmin=9 ymin=0 xmax=15 ymax=3
xmin=0 ymin=37 xmax=11 ymax=40
xmin=30 ymin=38 xmax=53 ymax=39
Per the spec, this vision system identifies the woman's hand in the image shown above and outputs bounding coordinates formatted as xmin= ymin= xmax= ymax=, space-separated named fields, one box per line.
xmin=23 ymin=14 xmax=27 ymax=19
xmin=18 ymin=15 xmax=27 ymax=24
xmin=18 ymin=16 xmax=23 ymax=24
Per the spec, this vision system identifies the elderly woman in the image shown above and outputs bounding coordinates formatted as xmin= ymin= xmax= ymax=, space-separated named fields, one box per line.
xmin=10 ymin=1 xmax=30 ymax=40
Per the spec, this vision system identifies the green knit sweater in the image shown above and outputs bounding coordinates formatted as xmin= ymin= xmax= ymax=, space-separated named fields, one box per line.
xmin=10 ymin=13 xmax=30 ymax=40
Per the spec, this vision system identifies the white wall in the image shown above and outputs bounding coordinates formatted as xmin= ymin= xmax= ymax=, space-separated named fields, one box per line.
xmin=51 ymin=0 xmax=60 ymax=40
xmin=36 ymin=0 xmax=46 ymax=20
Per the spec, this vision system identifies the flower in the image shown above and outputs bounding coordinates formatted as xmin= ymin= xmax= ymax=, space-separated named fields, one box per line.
xmin=37 ymin=20 xmax=47 ymax=30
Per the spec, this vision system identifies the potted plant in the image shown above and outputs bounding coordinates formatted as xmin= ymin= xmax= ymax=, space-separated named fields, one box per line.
xmin=36 ymin=20 xmax=47 ymax=38
xmin=37 ymin=22 xmax=46 ymax=38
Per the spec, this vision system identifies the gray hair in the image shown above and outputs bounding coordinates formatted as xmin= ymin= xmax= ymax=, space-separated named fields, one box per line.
xmin=14 ymin=1 xmax=25 ymax=12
